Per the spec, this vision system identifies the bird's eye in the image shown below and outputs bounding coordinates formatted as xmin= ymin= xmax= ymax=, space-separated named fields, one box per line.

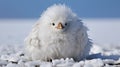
xmin=65 ymin=23 xmax=67 ymax=26
xmin=52 ymin=23 xmax=55 ymax=26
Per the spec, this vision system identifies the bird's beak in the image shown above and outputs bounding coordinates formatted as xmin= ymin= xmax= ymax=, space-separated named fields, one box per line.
xmin=56 ymin=23 xmax=64 ymax=29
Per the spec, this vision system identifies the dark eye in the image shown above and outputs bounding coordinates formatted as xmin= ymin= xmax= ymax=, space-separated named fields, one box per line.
xmin=65 ymin=23 xmax=67 ymax=26
xmin=52 ymin=23 xmax=55 ymax=26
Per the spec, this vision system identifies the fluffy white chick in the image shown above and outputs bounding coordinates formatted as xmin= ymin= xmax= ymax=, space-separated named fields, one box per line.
xmin=25 ymin=4 xmax=92 ymax=61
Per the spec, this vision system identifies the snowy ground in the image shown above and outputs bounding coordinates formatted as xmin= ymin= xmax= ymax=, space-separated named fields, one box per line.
xmin=0 ymin=19 xmax=120 ymax=67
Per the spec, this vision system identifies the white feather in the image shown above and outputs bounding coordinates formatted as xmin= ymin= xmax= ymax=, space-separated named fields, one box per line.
xmin=25 ymin=4 xmax=92 ymax=61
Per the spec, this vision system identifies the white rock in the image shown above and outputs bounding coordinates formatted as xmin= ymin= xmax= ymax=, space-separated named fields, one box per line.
xmin=103 ymin=59 xmax=115 ymax=64
xmin=1 ymin=55 xmax=9 ymax=61
xmin=6 ymin=63 xmax=18 ymax=67
xmin=73 ymin=62 xmax=81 ymax=67
xmin=40 ymin=62 xmax=52 ymax=67
xmin=25 ymin=60 xmax=41 ymax=67
xmin=0 ymin=60 xmax=8 ymax=66
xmin=8 ymin=54 xmax=20 ymax=62
xmin=84 ymin=59 xmax=104 ymax=67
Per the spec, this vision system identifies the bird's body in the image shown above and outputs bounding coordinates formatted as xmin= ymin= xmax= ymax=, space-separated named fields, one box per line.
xmin=25 ymin=4 xmax=92 ymax=61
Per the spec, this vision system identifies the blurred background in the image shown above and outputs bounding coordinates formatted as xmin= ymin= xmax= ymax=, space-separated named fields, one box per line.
xmin=0 ymin=0 xmax=120 ymax=19
xmin=0 ymin=0 xmax=120 ymax=48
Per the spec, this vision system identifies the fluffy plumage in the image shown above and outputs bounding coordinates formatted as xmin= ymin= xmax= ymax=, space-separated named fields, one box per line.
xmin=25 ymin=4 xmax=92 ymax=61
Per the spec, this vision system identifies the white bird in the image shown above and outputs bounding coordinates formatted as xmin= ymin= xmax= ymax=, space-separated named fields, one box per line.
xmin=25 ymin=4 xmax=92 ymax=61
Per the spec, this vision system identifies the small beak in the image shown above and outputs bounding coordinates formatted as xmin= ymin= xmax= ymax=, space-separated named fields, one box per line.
xmin=56 ymin=23 xmax=64 ymax=29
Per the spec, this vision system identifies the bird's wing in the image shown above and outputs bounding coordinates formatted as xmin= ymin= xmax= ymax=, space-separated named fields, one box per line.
xmin=76 ymin=23 xmax=92 ymax=58
xmin=25 ymin=22 xmax=41 ymax=48
xmin=76 ymin=20 xmax=89 ymax=46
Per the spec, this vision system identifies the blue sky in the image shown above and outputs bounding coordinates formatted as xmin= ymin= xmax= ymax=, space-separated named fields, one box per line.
xmin=0 ymin=0 xmax=120 ymax=19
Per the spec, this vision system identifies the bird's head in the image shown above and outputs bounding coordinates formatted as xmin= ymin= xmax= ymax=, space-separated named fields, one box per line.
xmin=39 ymin=4 xmax=82 ymax=34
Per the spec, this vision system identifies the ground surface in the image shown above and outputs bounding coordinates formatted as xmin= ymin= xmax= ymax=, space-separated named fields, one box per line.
xmin=0 ymin=19 xmax=120 ymax=67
